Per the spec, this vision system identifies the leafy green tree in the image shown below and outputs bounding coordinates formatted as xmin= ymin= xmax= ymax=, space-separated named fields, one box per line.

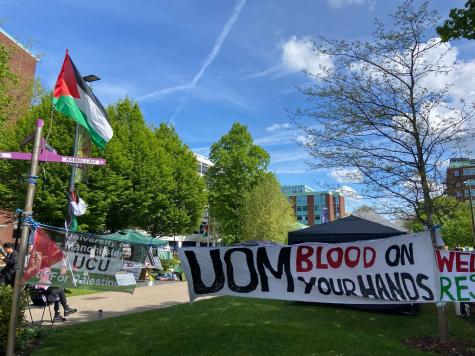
xmin=82 ymin=99 xmax=206 ymax=236
xmin=240 ymin=173 xmax=294 ymax=243
xmin=151 ymin=123 xmax=207 ymax=236
xmin=406 ymin=196 xmax=473 ymax=247
xmin=0 ymin=95 xmax=206 ymax=236
xmin=437 ymin=0 xmax=475 ymax=41
xmin=0 ymin=44 xmax=17 ymax=125
xmin=207 ymin=122 xmax=270 ymax=244
xmin=0 ymin=93 xmax=74 ymax=224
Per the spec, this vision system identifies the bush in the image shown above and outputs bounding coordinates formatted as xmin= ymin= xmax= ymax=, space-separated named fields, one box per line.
xmin=0 ymin=284 xmax=39 ymax=353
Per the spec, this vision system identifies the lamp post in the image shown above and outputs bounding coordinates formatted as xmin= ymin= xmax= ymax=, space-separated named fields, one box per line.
xmin=465 ymin=179 xmax=475 ymax=247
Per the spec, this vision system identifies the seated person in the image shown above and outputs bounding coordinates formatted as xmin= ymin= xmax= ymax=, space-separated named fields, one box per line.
xmin=34 ymin=267 xmax=77 ymax=322
xmin=0 ymin=242 xmax=18 ymax=286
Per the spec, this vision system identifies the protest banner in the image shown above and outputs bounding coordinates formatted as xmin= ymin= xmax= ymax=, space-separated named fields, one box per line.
xmin=436 ymin=250 xmax=475 ymax=302
xmin=178 ymin=232 xmax=439 ymax=304
xmin=24 ymin=227 xmax=148 ymax=293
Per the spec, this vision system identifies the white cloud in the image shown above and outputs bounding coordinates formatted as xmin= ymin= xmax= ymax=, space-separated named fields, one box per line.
xmin=137 ymin=0 xmax=247 ymax=101
xmin=327 ymin=0 xmax=363 ymax=8
xmin=294 ymin=134 xmax=314 ymax=146
xmin=326 ymin=0 xmax=374 ymax=10
xmin=417 ymin=40 xmax=475 ymax=106
xmin=282 ymin=36 xmax=333 ymax=77
xmin=329 ymin=168 xmax=364 ymax=184
xmin=255 ymin=130 xmax=295 ymax=146
xmin=336 ymin=185 xmax=362 ymax=200
xmin=270 ymin=150 xmax=309 ymax=164
xmin=266 ymin=122 xmax=291 ymax=132
xmin=242 ymin=65 xmax=282 ymax=80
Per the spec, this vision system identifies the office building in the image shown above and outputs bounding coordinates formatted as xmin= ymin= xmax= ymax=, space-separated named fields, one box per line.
xmin=281 ymin=185 xmax=345 ymax=226
xmin=446 ymin=158 xmax=475 ymax=201
xmin=194 ymin=152 xmax=213 ymax=176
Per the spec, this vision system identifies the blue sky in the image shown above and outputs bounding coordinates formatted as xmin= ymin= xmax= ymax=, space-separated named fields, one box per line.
xmin=2 ymin=0 xmax=474 ymax=211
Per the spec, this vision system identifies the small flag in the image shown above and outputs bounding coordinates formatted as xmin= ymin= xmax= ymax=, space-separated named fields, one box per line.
xmin=53 ymin=50 xmax=113 ymax=149
xmin=66 ymin=191 xmax=79 ymax=231
xmin=23 ymin=228 xmax=65 ymax=282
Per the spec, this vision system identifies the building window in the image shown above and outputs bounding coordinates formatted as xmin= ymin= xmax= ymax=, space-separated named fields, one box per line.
xmin=455 ymin=182 xmax=461 ymax=188
xmin=463 ymin=168 xmax=475 ymax=176
xmin=456 ymin=191 xmax=462 ymax=197
xmin=465 ymin=189 xmax=475 ymax=197
xmin=454 ymin=170 xmax=460 ymax=177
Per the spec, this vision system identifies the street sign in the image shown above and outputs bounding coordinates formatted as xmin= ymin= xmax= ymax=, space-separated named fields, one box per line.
xmin=0 ymin=145 xmax=106 ymax=166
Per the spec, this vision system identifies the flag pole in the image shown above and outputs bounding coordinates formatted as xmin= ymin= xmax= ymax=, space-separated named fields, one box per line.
xmin=67 ymin=123 xmax=80 ymax=222
xmin=69 ymin=122 xmax=79 ymax=192
xmin=6 ymin=119 xmax=44 ymax=356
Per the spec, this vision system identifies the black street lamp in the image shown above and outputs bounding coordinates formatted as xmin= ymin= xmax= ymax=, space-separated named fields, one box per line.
xmin=83 ymin=74 xmax=101 ymax=82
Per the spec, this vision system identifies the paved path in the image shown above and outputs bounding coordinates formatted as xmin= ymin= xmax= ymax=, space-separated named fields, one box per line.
xmin=27 ymin=281 xmax=192 ymax=326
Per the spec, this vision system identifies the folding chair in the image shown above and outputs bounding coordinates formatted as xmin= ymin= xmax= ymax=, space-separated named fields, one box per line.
xmin=26 ymin=287 xmax=60 ymax=326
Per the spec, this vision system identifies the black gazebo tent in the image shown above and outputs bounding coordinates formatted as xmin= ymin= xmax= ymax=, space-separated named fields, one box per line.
xmin=288 ymin=213 xmax=408 ymax=245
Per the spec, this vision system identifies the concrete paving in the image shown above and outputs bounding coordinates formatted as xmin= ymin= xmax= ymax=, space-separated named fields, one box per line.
xmin=27 ymin=281 xmax=193 ymax=326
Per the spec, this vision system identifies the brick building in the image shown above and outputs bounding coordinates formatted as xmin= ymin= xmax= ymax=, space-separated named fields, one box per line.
xmin=281 ymin=185 xmax=345 ymax=226
xmin=0 ymin=27 xmax=38 ymax=123
xmin=0 ymin=28 xmax=37 ymax=244
xmin=446 ymin=158 xmax=475 ymax=201
xmin=0 ymin=210 xmax=16 ymax=245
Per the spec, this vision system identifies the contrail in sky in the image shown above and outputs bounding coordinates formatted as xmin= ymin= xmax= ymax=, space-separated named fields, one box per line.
xmin=137 ymin=0 xmax=247 ymax=101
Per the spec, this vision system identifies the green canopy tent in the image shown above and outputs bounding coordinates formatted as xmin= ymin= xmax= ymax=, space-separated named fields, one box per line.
xmin=101 ymin=229 xmax=169 ymax=279
xmin=101 ymin=229 xmax=168 ymax=247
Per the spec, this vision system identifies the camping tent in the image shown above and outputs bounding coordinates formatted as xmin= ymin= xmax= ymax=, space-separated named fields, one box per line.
xmin=101 ymin=229 xmax=168 ymax=247
xmin=288 ymin=212 xmax=408 ymax=245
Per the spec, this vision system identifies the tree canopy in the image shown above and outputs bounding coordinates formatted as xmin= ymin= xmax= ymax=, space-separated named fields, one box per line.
xmin=293 ymin=1 xmax=473 ymax=231
xmin=240 ymin=173 xmax=294 ymax=243
xmin=0 ymin=95 xmax=206 ymax=236
xmin=0 ymin=44 xmax=17 ymax=126
xmin=437 ymin=0 xmax=475 ymax=41
xmin=206 ymin=122 xmax=270 ymax=244
xmin=406 ymin=196 xmax=474 ymax=247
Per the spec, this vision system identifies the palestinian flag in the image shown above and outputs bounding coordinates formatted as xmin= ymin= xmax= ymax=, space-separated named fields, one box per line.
xmin=53 ymin=50 xmax=113 ymax=149
xmin=23 ymin=228 xmax=65 ymax=283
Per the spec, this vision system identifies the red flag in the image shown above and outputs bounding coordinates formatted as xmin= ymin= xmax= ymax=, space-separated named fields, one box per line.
xmin=23 ymin=228 xmax=65 ymax=282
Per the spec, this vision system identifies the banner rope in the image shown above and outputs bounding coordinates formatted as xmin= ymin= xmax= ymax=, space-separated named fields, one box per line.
xmin=15 ymin=208 xmax=39 ymax=229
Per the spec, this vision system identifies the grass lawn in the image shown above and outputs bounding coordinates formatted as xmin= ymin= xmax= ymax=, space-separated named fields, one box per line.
xmin=32 ymin=297 xmax=475 ymax=356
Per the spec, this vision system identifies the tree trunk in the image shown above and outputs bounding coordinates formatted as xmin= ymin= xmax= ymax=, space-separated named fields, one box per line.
xmin=430 ymin=227 xmax=450 ymax=343
xmin=437 ymin=304 xmax=449 ymax=343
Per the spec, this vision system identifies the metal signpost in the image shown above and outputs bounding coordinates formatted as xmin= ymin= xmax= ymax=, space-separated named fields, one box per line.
xmin=2 ymin=119 xmax=106 ymax=356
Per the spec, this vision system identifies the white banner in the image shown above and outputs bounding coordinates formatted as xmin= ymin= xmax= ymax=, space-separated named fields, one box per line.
xmin=178 ymin=232 xmax=439 ymax=304
xmin=437 ymin=250 xmax=475 ymax=302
